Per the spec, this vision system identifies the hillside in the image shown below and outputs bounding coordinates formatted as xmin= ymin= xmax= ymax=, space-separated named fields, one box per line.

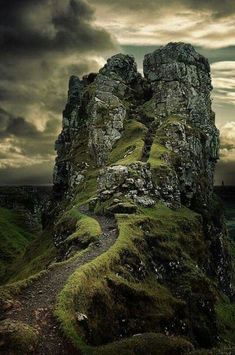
xmin=0 ymin=207 xmax=36 ymax=283
xmin=0 ymin=43 xmax=234 ymax=355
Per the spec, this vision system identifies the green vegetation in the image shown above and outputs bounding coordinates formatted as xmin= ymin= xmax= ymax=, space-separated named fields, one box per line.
xmin=6 ymin=229 xmax=56 ymax=284
xmin=93 ymin=332 xmax=193 ymax=355
xmin=0 ymin=206 xmax=56 ymax=306
xmin=109 ymin=119 xmax=147 ymax=165
xmin=0 ymin=319 xmax=38 ymax=354
xmin=1 ymin=104 xmax=234 ymax=355
xmin=216 ymin=298 xmax=235 ymax=345
xmin=73 ymin=168 xmax=99 ymax=207
xmin=141 ymin=98 xmax=156 ymax=120
xmin=0 ymin=207 xmax=35 ymax=282
xmin=148 ymin=140 xmax=169 ymax=168
xmin=215 ymin=238 xmax=235 ymax=346
xmin=55 ymin=202 xmax=215 ymax=353
xmin=65 ymin=214 xmax=101 ymax=248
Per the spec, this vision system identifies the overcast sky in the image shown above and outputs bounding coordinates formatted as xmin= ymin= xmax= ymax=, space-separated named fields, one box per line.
xmin=0 ymin=0 xmax=234 ymax=185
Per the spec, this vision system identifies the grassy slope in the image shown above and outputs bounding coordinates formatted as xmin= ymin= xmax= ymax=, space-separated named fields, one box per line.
xmin=54 ymin=113 xmax=207 ymax=352
xmin=0 ymin=207 xmax=35 ymax=282
xmin=0 ymin=207 xmax=57 ymax=304
xmin=6 ymin=229 xmax=56 ymax=284
xmin=55 ymin=204 xmax=204 ymax=354
xmin=216 ymin=239 xmax=235 ymax=345
xmin=109 ymin=119 xmax=147 ymax=165
xmin=1 ymin=112 xmax=234 ymax=353
xmin=54 ymin=114 xmax=235 ymax=353
xmin=214 ymin=198 xmax=235 ymax=346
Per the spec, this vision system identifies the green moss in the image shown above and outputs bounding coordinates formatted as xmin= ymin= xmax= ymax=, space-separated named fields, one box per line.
xmin=54 ymin=214 xmax=145 ymax=350
xmin=55 ymin=210 xmax=196 ymax=352
xmin=94 ymin=195 xmax=138 ymax=216
xmin=0 ymin=207 xmax=36 ymax=282
xmin=141 ymin=98 xmax=156 ymax=120
xmin=109 ymin=119 xmax=147 ymax=165
xmin=215 ymin=237 xmax=235 ymax=348
xmin=73 ymin=168 xmax=99 ymax=207
xmin=106 ymin=202 xmax=137 ymax=214
xmin=6 ymin=229 xmax=56 ymax=284
xmin=147 ymin=141 xmax=169 ymax=168
xmin=216 ymin=300 xmax=235 ymax=344
xmin=141 ymin=202 xmax=211 ymax=268
xmin=162 ymin=115 xmax=185 ymax=125
xmin=66 ymin=215 xmax=102 ymax=247
xmin=93 ymin=332 xmax=193 ymax=355
xmin=70 ymin=126 xmax=96 ymax=170
xmin=55 ymin=200 xmax=221 ymax=352
xmin=0 ymin=319 xmax=38 ymax=354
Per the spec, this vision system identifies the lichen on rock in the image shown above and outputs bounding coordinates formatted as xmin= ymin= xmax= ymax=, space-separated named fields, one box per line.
xmin=49 ymin=42 xmax=234 ymax=354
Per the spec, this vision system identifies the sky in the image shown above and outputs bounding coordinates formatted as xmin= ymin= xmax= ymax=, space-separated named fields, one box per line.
xmin=0 ymin=0 xmax=234 ymax=185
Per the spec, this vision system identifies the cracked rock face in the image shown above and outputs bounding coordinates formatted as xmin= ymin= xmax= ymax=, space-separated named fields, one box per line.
xmin=53 ymin=42 xmax=219 ymax=210
xmin=48 ymin=42 xmax=234 ymax=348
xmin=99 ymin=53 xmax=141 ymax=85
xmin=87 ymin=91 xmax=126 ymax=166
xmin=143 ymin=43 xmax=219 ymax=207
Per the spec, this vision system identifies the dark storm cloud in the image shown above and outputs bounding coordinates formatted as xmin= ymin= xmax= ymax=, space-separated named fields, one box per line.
xmin=0 ymin=0 xmax=116 ymax=184
xmin=0 ymin=0 xmax=234 ymax=185
xmin=0 ymin=0 xmax=114 ymax=55
xmin=0 ymin=108 xmax=40 ymax=138
xmin=122 ymin=45 xmax=235 ymax=66
xmin=90 ymin=0 xmax=235 ymax=17
xmin=0 ymin=0 xmax=115 ymax=120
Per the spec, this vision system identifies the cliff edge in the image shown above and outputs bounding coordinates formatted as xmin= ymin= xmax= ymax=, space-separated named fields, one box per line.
xmin=46 ymin=43 xmax=235 ymax=353
xmin=2 ymin=43 xmax=233 ymax=354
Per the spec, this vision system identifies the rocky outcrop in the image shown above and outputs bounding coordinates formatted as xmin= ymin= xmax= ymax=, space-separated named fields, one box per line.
xmin=143 ymin=43 xmax=219 ymax=207
xmin=51 ymin=42 xmax=233 ymax=293
xmin=0 ymin=186 xmax=51 ymax=230
xmin=47 ymin=43 xmax=234 ymax=352
xmin=53 ymin=43 xmax=219 ymax=210
xmin=87 ymin=91 xmax=126 ymax=166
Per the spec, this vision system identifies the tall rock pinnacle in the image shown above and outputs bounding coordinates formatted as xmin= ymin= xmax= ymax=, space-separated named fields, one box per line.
xmin=48 ymin=43 xmax=233 ymax=352
xmin=53 ymin=42 xmax=219 ymax=208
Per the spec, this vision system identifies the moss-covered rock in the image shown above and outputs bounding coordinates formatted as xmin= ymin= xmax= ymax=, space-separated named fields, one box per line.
xmin=93 ymin=332 xmax=193 ymax=355
xmin=43 ymin=43 xmax=235 ymax=353
xmin=0 ymin=319 xmax=39 ymax=354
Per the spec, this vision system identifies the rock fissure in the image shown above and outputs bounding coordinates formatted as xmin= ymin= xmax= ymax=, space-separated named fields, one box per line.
xmin=141 ymin=122 xmax=158 ymax=162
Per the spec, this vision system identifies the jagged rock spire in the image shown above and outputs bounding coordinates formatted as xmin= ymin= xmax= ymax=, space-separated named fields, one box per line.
xmin=53 ymin=42 xmax=219 ymax=208
xmin=99 ymin=53 xmax=139 ymax=84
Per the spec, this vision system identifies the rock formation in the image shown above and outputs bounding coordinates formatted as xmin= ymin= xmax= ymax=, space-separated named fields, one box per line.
xmin=0 ymin=186 xmax=51 ymax=231
xmin=49 ymin=43 xmax=234 ymax=352
xmin=54 ymin=43 xmax=219 ymax=209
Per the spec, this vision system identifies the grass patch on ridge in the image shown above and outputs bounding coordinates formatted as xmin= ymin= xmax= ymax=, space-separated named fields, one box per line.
xmin=55 ymin=203 xmax=203 ymax=353
xmin=109 ymin=119 xmax=147 ymax=165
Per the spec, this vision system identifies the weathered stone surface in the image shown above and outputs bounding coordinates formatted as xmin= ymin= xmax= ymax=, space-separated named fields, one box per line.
xmin=143 ymin=43 xmax=219 ymax=207
xmin=143 ymin=43 xmax=215 ymax=130
xmin=87 ymin=91 xmax=126 ymax=166
xmin=0 ymin=319 xmax=39 ymax=353
xmin=53 ymin=42 xmax=220 ymax=209
xmin=99 ymin=53 xmax=140 ymax=85
xmin=53 ymin=75 xmax=84 ymax=193
xmin=47 ymin=42 xmax=234 ymax=351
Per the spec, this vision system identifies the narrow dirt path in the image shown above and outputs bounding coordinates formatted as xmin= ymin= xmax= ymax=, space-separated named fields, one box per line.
xmin=5 ymin=206 xmax=118 ymax=354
